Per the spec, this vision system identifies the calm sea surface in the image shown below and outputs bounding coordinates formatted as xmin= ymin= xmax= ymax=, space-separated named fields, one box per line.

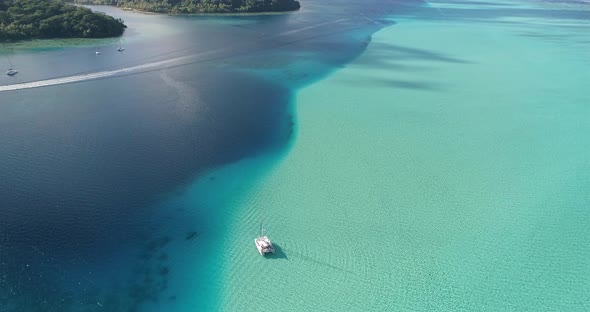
xmin=1 ymin=0 xmax=589 ymax=311
xmin=0 ymin=1 xmax=417 ymax=311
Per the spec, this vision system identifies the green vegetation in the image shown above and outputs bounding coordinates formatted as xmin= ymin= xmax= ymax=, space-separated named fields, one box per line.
xmin=71 ymin=0 xmax=301 ymax=14
xmin=0 ymin=0 xmax=126 ymax=41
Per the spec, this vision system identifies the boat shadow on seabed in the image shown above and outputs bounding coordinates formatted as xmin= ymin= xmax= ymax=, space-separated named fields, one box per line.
xmin=266 ymin=243 xmax=288 ymax=260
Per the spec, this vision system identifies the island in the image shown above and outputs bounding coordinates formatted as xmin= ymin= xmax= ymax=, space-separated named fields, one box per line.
xmin=71 ymin=0 xmax=301 ymax=14
xmin=0 ymin=0 xmax=126 ymax=41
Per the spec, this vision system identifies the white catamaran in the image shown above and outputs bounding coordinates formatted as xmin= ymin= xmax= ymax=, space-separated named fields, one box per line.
xmin=254 ymin=222 xmax=275 ymax=256
xmin=5 ymin=53 xmax=18 ymax=76
xmin=6 ymin=68 xmax=18 ymax=76
xmin=117 ymin=38 xmax=125 ymax=52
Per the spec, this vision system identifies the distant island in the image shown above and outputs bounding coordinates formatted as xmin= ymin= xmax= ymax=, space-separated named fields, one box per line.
xmin=70 ymin=0 xmax=301 ymax=14
xmin=0 ymin=0 xmax=126 ymax=41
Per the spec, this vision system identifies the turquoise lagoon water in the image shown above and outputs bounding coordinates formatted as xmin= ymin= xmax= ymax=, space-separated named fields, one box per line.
xmin=0 ymin=1 xmax=412 ymax=311
xmin=1 ymin=0 xmax=590 ymax=311
xmin=215 ymin=1 xmax=590 ymax=311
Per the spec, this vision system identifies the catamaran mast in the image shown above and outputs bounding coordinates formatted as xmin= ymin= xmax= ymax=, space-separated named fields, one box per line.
xmin=5 ymin=48 xmax=15 ymax=68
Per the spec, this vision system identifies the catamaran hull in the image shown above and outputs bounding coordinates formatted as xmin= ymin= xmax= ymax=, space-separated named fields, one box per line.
xmin=255 ymin=239 xmax=263 ymax=255
xmin=255 ymin=237 xmax=275 ymax=256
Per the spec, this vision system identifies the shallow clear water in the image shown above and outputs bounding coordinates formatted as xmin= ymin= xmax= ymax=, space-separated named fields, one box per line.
xmin=0 ymin=1 xmax=416 ymax=311
xmin=214 ymin=0 xmax=590 ymax=311
xmin=1 ymin=0 xmax=589 ymax=311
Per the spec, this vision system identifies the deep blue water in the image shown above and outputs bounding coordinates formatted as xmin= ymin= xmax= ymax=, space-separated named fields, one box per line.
xmin=0 ymin=1 xmax=422 ymax=310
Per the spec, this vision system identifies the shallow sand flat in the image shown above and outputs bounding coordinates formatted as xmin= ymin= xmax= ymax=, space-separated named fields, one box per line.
xmin=216 ymin=4 xmax=590 ymax=311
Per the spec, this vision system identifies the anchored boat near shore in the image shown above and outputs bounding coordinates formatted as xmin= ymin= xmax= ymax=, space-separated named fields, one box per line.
xmin=4 ymin=52 xmax=18 ymax=76
xmin=255 ymin=222 xmax=275 ymax=256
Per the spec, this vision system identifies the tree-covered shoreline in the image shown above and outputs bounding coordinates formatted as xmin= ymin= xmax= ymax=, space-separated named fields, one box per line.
xmin=71 ymin=0 xmax=301 ymax=14
xmin=0 ymin=0 xmax=126 ymax=42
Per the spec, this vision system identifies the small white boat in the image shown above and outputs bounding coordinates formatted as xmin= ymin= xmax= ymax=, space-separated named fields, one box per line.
xmin=255 ymin=236 xmax=275 ymax=256
xmin=6 ymin=68 xmax=18 ymax=76
xmin=117 ymin=47 xmax=125 ymax=52
xmin=254 ymin=222 xmax=275 ymax=256
xmin=95 ymin=51 xmax=101 ymax=55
